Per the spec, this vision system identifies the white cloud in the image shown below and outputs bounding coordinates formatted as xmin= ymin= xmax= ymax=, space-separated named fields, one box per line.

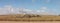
xmin=0 ymin=5 xmax=59 ymax=15
xmin=23 ymin=9 xmax=32 ymax=12
xmin=52 ymin=9 xmax=57 ymax=12
xmin=40 ymin=10 xmax=45 ymax=12
xmin=37 ymin=10 xmax=40 ymax=12
xmin=40 ymin=7 xmax=47 ymax=10
xmin=0 ymin=5 xmax=46 ymax=15
xmin=19 ymin=8 xmax=32 ymax=14
xmin=39 ymin=6 xmax=59 ymax=15
xmin=0 ymin=5 xmax=15 ymax=14
xmin=4 ymin=5 xmax=12 ymax=8
xmin=40 ymin=7 xmax=47 ymax=13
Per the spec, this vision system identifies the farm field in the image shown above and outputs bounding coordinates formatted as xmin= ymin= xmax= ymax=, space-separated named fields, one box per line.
xmin=0 ymin=14 xmax=60 ymax=21
xmin=0 ymin=21 xmax=60 ymax=23
xmin=0 ymin=14 xmax=60 ymax=23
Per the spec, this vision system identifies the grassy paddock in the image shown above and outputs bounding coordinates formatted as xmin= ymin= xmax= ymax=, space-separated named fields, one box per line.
xmin=0 ymin=14 xmax=60 ymax=21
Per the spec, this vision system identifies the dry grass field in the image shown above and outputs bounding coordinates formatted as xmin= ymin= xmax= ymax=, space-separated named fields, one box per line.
xmin=0 ymin=14 xmax=60 ymax=21
xmin=0 ymin=21 xmax=60 ymax=23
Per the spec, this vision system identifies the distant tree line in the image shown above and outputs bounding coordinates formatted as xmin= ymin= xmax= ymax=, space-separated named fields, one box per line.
xmin=16 ymin=14 xmax=41 ymax=18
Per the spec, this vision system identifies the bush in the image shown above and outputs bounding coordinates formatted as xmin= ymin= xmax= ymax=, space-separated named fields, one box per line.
xmin=36 ymin=15 xmax=41 ymax=17
xmin=23 ymin=14 xmax=32 ymax=18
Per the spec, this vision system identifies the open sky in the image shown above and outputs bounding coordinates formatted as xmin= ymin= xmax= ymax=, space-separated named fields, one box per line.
xmin=0 ymin=0 xmax=60 ymax=15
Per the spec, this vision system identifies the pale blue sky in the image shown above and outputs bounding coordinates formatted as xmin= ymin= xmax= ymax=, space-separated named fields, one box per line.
xmin=0 ymin=0 xmax=60 ymax=14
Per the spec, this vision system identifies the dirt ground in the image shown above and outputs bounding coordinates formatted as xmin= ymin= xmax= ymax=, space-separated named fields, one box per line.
xmin=0 ymin=21 xmax=60 ymax=23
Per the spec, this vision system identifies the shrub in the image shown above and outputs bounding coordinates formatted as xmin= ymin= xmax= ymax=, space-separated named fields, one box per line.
xmin=23 ymin=14 xmax=32 ymax=18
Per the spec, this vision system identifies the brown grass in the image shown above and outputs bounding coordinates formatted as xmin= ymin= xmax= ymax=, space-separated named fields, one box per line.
xmin=0 ymin=14 xmax=59 ymax=21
